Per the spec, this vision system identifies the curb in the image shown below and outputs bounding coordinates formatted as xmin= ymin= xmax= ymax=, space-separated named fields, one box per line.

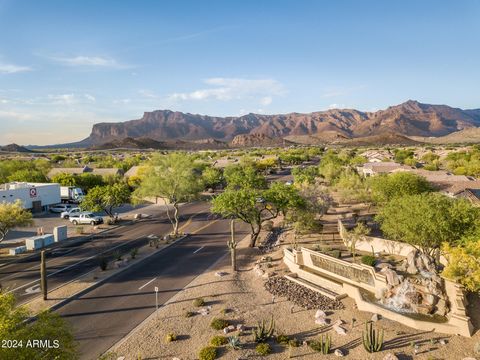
xmin=106 ymin=233 xmax=251 ymax=355
xmin=0 ymin=221 xmax=136 ymax=269
xmin=26 ymin=235 xmax=189 ymax=322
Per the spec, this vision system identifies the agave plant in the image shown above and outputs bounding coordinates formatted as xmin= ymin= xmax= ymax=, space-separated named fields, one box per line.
xmin=227 ymin=336 xmax=242 ymax=350
xmin=253 ymin=315 xmax=275 ymax=343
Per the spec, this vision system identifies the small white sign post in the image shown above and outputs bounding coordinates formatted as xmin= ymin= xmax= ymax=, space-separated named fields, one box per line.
xmin=154 ymin=286 xmax=159 ymax=319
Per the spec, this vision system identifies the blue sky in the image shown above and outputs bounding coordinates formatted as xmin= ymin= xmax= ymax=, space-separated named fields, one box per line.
xmin=0 ymin=0 xmax=479 ymax=145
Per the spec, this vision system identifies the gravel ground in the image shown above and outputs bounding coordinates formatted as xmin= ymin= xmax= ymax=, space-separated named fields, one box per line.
xmin=107 ymin=229 xmax=480 ymax=360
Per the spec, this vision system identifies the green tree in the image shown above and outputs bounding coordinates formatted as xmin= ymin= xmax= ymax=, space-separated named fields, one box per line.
xmin=134 ymin=153 xmax=203 ymax=236
xmin=76 ymin=173 xmax=105 ymax=191
xmin=212 ymin=182 xmax=305 ymax=247
xmin=81 ymin=183 xmax=131 ymax=218
xmin=393 ymin=149 xmax=415 ymax=164
xmin=51 ymin=173 xmax=78 ymax=186
xmin=0 ymin=201 xmax=34 ymax=242
xmin=442 ymin=241 xmax=480 ymax=292
xmin=0 ymin=292 xmax=78 ymax=359
xmin=224 ymin=165 xmax=267 ymax=190
xmin=368 ymin=172 xmax=433 ymax=203
xmin=347 ymin=222 xmax=371 ymax=261
xmin=375 ymin=193 xmax=480 ymax=258
xmin=202 ymin=167 xmax=224 ymax=190
xmin=292 ymin=166 xmax=319 ymax=185
xmin=318 ymin=151 xmax=344 ymax=184
xmin=335 ymin=169 xmax=371 ymax=203
xmin=7 ymin=169 xmax=47 ymax=183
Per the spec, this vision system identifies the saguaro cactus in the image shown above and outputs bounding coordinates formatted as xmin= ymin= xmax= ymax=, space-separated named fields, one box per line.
xmin=40 ymin=250 xmax=47 ymax=300
xmin=228 ymin=219 xmax=237 ymax=271
xmin=362 ymin=321 xmax=384 ymax=353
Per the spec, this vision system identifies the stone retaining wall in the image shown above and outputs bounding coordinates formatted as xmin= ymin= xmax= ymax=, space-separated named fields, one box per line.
xmin=283 ymin=247 xmax=473 ymax=337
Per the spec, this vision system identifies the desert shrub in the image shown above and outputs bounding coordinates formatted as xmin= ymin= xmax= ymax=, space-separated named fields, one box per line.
xmin=185 ymin=311 xmax=195 ymax=318
xmin=289 ymin=338 xmax=300 ymax=347
xmin=255 ymin=343 xmax=272 ymax=356
xmin=210 ymin=318 xmax=229 ymax=330
xmin=361 ymin=255 xmax=376 ymax=267
xmin=198 ymin=346 xmax=217 ymax=360
xmin=193 ymin=297 xmax=205 ymax=307
xmin=75 ymin=226 xmax=84 ymax=234
xmin=276 ymin=334 xmax=290 ymax=345
xmin=220 ymin=308 xmax=229 ymax=315
xmin=210 ymin=335 xmax=228 ymax=346
xmin=130 ymin=248 xmax=138 ymax=259
xmin=330 ymin=250 xmax=341 ymax=258
xmin=165 ymin=333 xmax=177 ymax=343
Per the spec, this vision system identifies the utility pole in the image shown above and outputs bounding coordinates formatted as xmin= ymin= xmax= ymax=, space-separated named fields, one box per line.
xmin=227 ymin=219 xmax=237 ymax=271
xmin=40 ymin=250 xmax=47 ymax=300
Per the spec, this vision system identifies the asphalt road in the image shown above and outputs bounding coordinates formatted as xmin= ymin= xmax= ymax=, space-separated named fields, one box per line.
xmin=0 ymin=202 xmax=209 ymax=305
xmin=56 ymin=212 xmax=248 ymax=360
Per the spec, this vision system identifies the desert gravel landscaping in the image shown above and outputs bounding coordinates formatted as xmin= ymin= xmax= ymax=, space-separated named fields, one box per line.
xmin=108 ymin=229 xmax=480 ymax=360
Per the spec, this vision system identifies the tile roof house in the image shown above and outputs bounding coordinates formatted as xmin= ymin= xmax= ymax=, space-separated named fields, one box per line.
xmin=47 ymin=165 xmax=123 ymax=179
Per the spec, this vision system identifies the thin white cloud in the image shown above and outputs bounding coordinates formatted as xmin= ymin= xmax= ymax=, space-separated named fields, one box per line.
xmin=50 ymin=55 xmax=126 ymax=68
xmin=328 ymin=103 xmax=346 ymax=109
xmin=113 ymin=98 xmax=132 ymax=104
xmin=0 ymin=63 xmax=32 ymax=74
xmin=169 ymin=77 xmax=285 ymax=104
xmin=84 ymin=94 xmax=96 ymax=102
xmin=47 ymin=94 xmax=76 ymax=105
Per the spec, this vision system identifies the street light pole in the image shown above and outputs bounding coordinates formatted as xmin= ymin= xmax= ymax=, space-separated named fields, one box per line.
xmin=154 ymin=286 xmax=159 ymax=319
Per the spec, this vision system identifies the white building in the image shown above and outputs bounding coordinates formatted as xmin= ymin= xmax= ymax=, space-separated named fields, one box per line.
xmin=0 ymin=182 xmax=61 ymax=213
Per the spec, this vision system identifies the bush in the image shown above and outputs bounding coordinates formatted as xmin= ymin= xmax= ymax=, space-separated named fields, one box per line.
xmin=210 ymin=335 xmax=228 ymax=346
xmin=361 ymin=255 xmax=376 ymax=267
xmin=210 ymin=318 xmax=229 ymax=330
xmin=75 ymin=226 xmax=84 ymax=235
xmin=130 ymin=248 xmax=138 ymax=259
xmin=165 ymin=333 xmax=177 ymax=343
xmin=193 ymin=298 xmax=205 ymax=307
xmin=288 ymin=338 xmax=300 ymax=347
xmin=330 ymin=250 xmax=341 ymax=258
xmin=185 ymin=311 xmax=195 ymax=318
xmin=256 ymin=343 xmax=272 ymax=356
xmin=276 ymin=334 xmax=290 ymax=345
xmin=198 ymin=346 xmax=217 ymax=360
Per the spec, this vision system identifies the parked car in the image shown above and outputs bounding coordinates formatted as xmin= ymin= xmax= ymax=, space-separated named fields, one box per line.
xmin=60 ymin=207 xmax=82 ymax=219
xmin=50 ymin=204 xmax=73 ymax=213
xmin=70 ymin=213 xmax=104 ymax=226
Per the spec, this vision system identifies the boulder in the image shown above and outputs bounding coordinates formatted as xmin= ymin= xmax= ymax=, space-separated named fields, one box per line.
xmin=334 ymin=349 xmax=344 ymax=357
xmin=381 ymin=268 xmax=402 ymax=287
xmin=371 ymin=313 xmax=380 ymax=322
xmin=315 ymin=310 xmax=327 ymax=319
xmin=383 ymin=354 xmax=399 ymax=360
xmin=333 ymin=319 xmax=344 ymax=326
xmin=315 ymin=317 xmax=329 ymax=326
xmin=215 ymin=271 xmax=228 ymax=277
xmin=333 ymin=325 xmax=347 ymax=335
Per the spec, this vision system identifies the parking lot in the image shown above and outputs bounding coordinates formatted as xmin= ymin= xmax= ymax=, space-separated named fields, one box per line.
xmin=3 ymin=204 xmax=155 ymax=243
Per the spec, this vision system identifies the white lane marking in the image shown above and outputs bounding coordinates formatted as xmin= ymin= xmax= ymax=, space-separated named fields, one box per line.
xmin=138 ymin=277 xmax=157 ymax=290
xmin=193 ymin=246 xmax=204 ymax=254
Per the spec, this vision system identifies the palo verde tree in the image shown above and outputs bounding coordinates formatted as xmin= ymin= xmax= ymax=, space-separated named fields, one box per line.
xmin=212 ymin=168 xmax=306 ymax=247
xmin=368 ymin=171 xmax=433 ymax=204
xmin=134 ymin=153 xmax=203 ymax=236
xmin=80 ymin=183 xmax=131 ymax=218
xmin=375 ymin=193 xmax=480 ymax=260
xmin=0 ymin=292 xmax=78 ymax=359
xmin=0 ymin=201 xmax=34 ymax=243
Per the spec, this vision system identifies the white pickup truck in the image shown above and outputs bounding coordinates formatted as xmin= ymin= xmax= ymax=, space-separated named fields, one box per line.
xmin=60 ymin=207 xmax=82 ymax=219
xmin=70 ymin=213 xmax=104 ymax=225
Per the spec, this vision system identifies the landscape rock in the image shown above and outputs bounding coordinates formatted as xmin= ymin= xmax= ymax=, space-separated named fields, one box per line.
xmin=381 ymin=267 xmax=402 ymax=286
xmin=236 ymin=324 xmax=245 ymax=332
xmin=264 ymin=277 xmax=345 ymax=311
xmin=371 ymin=314 xmax=380 ymax=322
xmin=383 ymin=354 xmax=399 ymax=360
xmin=334 ymin=349 xmax=344 ymax=357
xmin=439 ymin=339 xmax=447 ymax=345
xmin=315 ymin=310 xmax=327 ymax=319
xmin=315 ymin=317 xmax=329 ymax=326
xmin=333 ymin=325 xmax=347 ymax=335
xmin=333 ymin=319 xmax=344 ymax=326
xmin=215 ymin=271 xmax=228 ymax=277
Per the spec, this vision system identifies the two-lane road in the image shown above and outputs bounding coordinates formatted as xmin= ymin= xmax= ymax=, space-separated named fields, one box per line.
xmin=0 ymin=202 xmax=209 ymax=304
xmin=56 ymin=212 xmax=248 ymax=359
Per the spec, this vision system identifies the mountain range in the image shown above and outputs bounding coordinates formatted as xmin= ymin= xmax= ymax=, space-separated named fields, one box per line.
xmin=29 ymin=100 xmax=480 ymax=149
